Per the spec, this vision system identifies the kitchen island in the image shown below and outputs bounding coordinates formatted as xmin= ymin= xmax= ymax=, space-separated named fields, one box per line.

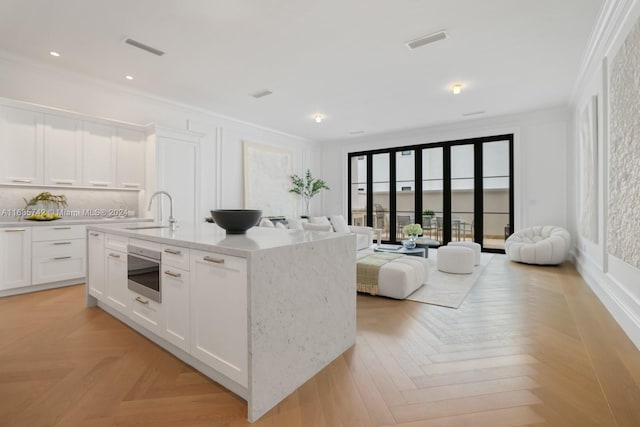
xmin=85 ymin=222 xmax=356 ymax=422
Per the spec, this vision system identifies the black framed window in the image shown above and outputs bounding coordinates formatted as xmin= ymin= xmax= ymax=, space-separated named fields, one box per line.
xmin=348 ymin=134 xmax=514 ymax=253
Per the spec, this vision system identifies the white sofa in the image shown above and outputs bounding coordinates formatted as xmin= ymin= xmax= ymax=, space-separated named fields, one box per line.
xmin=505 ymin=225 xmax=570 ymax=265
xmin=259 ymin=215 xmax=374 ymax=251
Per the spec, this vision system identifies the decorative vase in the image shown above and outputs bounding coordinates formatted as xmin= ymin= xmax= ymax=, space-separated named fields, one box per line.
xmin=403 ymin=235 xmax=418 ymax=249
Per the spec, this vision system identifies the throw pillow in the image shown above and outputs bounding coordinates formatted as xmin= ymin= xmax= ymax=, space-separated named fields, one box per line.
xmin=329 ymin=214 xmax=350 ymax=233
xmin=287 ymin=217 xmax=308 ymax=230
xmin=259 ymin=218 xmax=274 ymax=228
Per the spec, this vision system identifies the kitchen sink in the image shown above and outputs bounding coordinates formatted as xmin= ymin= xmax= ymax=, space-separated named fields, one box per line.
xmin=125 ymin=225 xmax=169 ymax=230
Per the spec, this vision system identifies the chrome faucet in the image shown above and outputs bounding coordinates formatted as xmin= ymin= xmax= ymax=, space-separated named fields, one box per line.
xmin=148 ymin=191 xmax=177 ymax=231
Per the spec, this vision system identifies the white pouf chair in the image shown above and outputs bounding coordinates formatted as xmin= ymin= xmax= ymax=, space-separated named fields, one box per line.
xmin=437 ymin=246 xmax=475 ymax=274
xmin=448 ymin=241 xmax=481 ymax=266
xmin=505 ymin=225 xmax=570 ymax=265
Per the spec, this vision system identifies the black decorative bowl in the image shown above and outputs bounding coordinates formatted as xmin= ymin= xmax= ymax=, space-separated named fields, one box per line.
xmin=210 ymin=209 xmax=262 ymax=234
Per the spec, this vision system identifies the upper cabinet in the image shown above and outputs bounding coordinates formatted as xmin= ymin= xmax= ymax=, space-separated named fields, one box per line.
xmin=83 ymin=122 xmax=117 ymax=188
xmin=44 ymin=114 xmax=83 ymax=186
xmin=0 ymin=106 xmax=44 ymax=185
xmin=116 ymin=128 xmax=146 ymax=189
xmin=0 ymin=99 xmax=146 ymax=190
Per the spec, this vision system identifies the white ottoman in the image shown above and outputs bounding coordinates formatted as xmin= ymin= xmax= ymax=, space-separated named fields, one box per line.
xmin=448 ymin=241 xmax=481 ymax=266
xmin=437 ymin=246 xmax=474 ymax=274
xmin=356 ymin=253 xmax=429 ymax=299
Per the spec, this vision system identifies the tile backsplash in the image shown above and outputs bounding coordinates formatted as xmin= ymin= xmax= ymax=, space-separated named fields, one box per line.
xmin=0 ymin=186 xmax=140 ymax=221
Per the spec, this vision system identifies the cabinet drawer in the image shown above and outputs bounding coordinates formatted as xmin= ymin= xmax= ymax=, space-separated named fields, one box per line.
xmin=105 ymin=233 xmax=128 ymax=251
xmin=32 ymin=254 xmax=85 ymax=285
xmin=32 ymin=225 xmax=86 ymax=241
xmin=130 ymin=291 xmax=163 ymax=335
xmin=162 ymin=244 xmax=189 ymax=270
xmin=32 ymin=238 xmax=85 ymax=258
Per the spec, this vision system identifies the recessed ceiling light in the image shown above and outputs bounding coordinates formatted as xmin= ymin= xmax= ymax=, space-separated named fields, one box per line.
xmin=49 ymin=51 xmax=60 ymax=57
xmin=452 ymin=84 xmax=462 ymax=95
xmin=125 ymin=75 xmax=134 ymax=80
xmin=250 ymin=89 xmax=273 ymax=98
xmin=314 ymin=114 xmax=324 ymax=123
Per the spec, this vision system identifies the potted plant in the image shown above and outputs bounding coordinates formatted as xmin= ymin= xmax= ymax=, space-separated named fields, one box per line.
xmin=289 ymin=169 xmax=330 ymax=218
xmin=23 ymin=192 xmax=67 ymax=220
xmin=422 ymin=209 xmax=435 ymax=217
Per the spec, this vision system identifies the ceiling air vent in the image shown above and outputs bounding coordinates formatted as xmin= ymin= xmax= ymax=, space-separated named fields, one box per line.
xmin=405 ymin=30 xmax=447 ymax=50
xmin=124 ymin=38 xmax=165 ymax=56
xmin=250 ymin=89 xmax=273 ymax=98
xmin=462 ymin=110 xmax=486 ymax=117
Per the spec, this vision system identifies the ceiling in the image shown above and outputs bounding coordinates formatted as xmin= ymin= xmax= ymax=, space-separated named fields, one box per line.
xmin=0 ymin=0 xmax=603 ymax=141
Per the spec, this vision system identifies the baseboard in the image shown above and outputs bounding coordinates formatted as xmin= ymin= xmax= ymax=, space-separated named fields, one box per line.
xmin=574 ymin=252 xmax=640 ymax=351
xmin=0 ymin=278 xmax=84 ymax=298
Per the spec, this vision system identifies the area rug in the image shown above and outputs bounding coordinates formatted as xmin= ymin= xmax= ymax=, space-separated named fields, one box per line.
xmin=406 ymin=250 xmax=494 ymax=308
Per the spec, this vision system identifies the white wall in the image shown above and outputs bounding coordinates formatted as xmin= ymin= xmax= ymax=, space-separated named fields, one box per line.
xmin=569 ymin=0 xmax=640 ymax=350
xmin=0 ymin=53 xmax=318 ymax=221
xmin=320 ymin=107 xmax=569 ymax=232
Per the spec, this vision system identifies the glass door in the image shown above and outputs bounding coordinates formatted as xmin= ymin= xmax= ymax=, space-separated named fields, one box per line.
xmin=450 ymin=144 xmax=474 ymax=244
xmin=482 ymin=140 xmax=511 ymax=250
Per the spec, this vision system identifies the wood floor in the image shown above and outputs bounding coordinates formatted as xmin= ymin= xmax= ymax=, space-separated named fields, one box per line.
xmin=1 ymin=255 xmax=639 ymax=426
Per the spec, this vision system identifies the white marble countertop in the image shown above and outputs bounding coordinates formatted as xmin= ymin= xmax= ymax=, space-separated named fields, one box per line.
xmin=87 ymin=222 xmax=351 ymax=257
xmin=0 ymin=217 xmax=152 ymax=228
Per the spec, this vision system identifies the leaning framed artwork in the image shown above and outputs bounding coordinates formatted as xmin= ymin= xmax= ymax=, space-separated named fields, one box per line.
xmin=243 ymin=141 xmax=294 ymax=217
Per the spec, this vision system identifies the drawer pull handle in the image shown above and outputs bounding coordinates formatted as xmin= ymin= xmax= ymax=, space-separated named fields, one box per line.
xmin=4 ymin=228 xmax=26 ymax=232
xmin=11 ymin=178 xmax=32 ymax=183
xmin=204 ymin=256 xmax=224 ymax=264
xmin=53 ymin=256 xmax=71 ymax=260
xmin=164 ymin=270 xmax=181 ymax=278
xmin=53 ymin=241 xmax=72 ymax=245
xmin=89 ymin=232 xmax=100 ymax=237
xmin=109 ymin=253 xmax=121 ymax=258
xmin=122 ymin=183 xmax=140 ymax=188
xmin=54 ymin=180 xmax=74 ymax=185
xmin=135 ymin=296 xmax=149 ymax=305
xmin=89 ymin=181 xmax=110 ymax=187
xmin=53 ymin=227 xmax=72 ymax=230
xmin=164 ymin=248 xmax=182 ymax=255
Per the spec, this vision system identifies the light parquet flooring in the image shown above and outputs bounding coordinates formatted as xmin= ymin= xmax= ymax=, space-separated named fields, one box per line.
xmin=1 ymin=255 xmax=640 ymax=426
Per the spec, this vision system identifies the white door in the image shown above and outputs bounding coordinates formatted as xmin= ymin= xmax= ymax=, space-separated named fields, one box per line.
xmin=0 ymin=106 xmax=44 ymax=184
xmin=156 ymin=136 xmax=199 ymax=225
xmin=116 ymin=127 xmax=145 ymax=189
xmin=84 ymin=122 xmax=116 ymax=188
xmin=190 ymin=249 xmax=247 ymax=387
xmin=44 ymin=114 xmax=82 ymax=186
xmin=0 ymin=227 xmax=31 ymax=290
xmin=87 ymin=231 xmax=105 ymax=300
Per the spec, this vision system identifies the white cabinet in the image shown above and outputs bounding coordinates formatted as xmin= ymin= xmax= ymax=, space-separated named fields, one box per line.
xmin=0 ymin=106 xmax=44 ymax=184
xmin=31 ymin=225 xmax=86 ymax=285
xmin=105 ymin=247 xmax=129 ymax=314
xmin=162 ymin=249 xmax=190 ymax=352
xmin=130 ymin=290 xmax=163 ymax=335
xmin=43 ymin=115 xmax=82 ymax=186
xmin=0 ymin=227 xmax=31 ymax=290
xmin=83 ymin=122 xmax=116 ymax=188
xmin=190 ymin=249 xmax=248 ymax=387
xmin=116 ymin=128 xmax=145 ymax=189
xmin=87 ymin=231 xmax=105 ymax=300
